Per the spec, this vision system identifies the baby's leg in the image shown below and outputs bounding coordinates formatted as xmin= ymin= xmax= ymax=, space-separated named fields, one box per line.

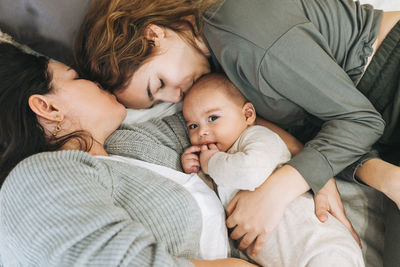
xmin=356 ymin=158 xmax=400 ymax=209
xmin=247 ymin=193 xmax=364 ymax=267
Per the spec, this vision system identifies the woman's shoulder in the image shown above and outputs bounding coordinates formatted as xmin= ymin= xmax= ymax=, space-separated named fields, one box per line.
xmin=2 ymin=150 xmax=106 ymax=192
xmin=11 ymin=150 xmax=98 ymax=172
xmin=203 ymin=0 xmax=308 ymax=50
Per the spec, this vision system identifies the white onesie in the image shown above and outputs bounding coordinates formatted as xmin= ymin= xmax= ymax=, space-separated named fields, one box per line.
xmin=207 ymin=125 xmax=365 ymax=267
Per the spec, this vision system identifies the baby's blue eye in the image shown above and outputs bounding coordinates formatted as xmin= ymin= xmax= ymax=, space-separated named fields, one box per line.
xmin=188 ymin=124 xmax=198 ymax=130
xmin=208 ymin=115 xmax=218 ymax=122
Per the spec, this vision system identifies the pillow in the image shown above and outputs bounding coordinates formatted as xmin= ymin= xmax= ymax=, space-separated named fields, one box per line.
xmin=0 ymin=29 xmax=42 ymax=56
xmin=0 ymin=0 xmax=90 ymax=64
xmin=359 ymin=0 xmax=400 ymax=10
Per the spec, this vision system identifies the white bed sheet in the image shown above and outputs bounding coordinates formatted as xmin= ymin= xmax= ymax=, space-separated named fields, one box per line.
xmin=359 ymin=0 xmax=400 ymax=11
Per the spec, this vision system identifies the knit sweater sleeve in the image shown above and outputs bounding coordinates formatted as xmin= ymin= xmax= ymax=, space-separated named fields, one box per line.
xmin=0 ymin=151 xmax=193 ymax=267
xmin=106 ymin=112 xmax=190 ymax=171
xmin=208 ymin=126 xmax=291 ymax=190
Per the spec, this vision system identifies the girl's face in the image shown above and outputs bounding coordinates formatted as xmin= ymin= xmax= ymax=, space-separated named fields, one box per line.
xmin=47 ymin=61 xmax=127 ymax=143
xmin=115 ymin=27 xmax=211 ymax=109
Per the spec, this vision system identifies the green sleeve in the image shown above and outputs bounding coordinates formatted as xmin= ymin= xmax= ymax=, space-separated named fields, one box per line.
xmin=261 ymin=23 xmax=385 ymax=192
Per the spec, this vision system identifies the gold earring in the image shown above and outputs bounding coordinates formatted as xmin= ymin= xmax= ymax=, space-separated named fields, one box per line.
xmin=52 ymin=122 xmax=62 ymax=137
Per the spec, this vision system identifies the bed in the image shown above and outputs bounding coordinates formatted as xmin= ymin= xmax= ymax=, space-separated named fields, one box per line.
xmin=0 ymin=0 xmax=399 ymax=266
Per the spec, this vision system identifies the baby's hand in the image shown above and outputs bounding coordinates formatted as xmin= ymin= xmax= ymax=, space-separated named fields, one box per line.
xmin=200 ymin=143 xmax=219 ymax=174
xmin=182 ymin=145 xmax=201 ymax=173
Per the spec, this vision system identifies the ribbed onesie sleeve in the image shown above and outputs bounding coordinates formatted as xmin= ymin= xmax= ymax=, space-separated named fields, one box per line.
xmin=208 ymin=126 xmax=291 ymax=190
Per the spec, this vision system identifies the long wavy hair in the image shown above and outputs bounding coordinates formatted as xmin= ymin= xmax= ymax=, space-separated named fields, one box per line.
xmin=74 ymin=0 xmax=220 ymax=94
xmin=0 ymin=43 xmax=92 ymax=186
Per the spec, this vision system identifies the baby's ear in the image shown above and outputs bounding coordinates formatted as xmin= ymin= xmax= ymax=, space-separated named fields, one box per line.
xmin=242 ymin=102 xmax=256 ymax=125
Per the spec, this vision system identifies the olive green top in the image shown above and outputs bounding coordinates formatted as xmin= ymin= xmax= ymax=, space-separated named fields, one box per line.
xmin=202 ymin=0 xmax=385 ymax=192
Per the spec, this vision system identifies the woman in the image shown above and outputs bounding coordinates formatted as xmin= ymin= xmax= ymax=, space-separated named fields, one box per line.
xmin=74 ymin=0 xmax=400 ymax=265
xmin=0 ymin=42 xmax=256 ymax=266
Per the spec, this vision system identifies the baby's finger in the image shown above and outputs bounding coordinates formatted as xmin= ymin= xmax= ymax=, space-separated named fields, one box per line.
xmin=183 ymin=145 xmax=201 ymax=154
xmin=183 ymin=153 xmax=200 ymax=161
xmin=201 ymin=144 xmax=209 ymax=151
xmin=190 ymin=158 xmax=200 ymax=166
xmin=207 ymin=143 xmax=219 ymax=150
xmin=189 ymin=166 xmax=200 ymax=173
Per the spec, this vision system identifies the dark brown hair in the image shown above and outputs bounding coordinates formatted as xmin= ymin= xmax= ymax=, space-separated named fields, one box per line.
xmin=0 ymin=43 xmax=92 ymax=185
xmin=74 ymin=0 xmax=219 ymax=94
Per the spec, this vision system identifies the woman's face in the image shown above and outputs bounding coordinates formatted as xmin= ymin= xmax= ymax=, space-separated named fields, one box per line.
xmin=47 ymin=61 xmax=127 ymax=142
xmin=115 ymin=28 xmax=211 ymax=109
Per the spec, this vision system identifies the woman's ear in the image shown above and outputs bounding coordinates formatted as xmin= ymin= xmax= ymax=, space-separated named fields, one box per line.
xmin=144 ymin=24 xmax=166 ymax=43
xmin=28 ymin=94 xmax=63 ymax=123
xmin=242 ymin=102 xmax=256 ymax=125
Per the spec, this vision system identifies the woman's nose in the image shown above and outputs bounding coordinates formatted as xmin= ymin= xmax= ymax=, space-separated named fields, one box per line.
xmin=159 ymin=87 xmax=183 ymax=103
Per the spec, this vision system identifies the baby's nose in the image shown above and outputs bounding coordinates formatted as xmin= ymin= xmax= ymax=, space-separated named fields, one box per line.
xmin=199 ymin=126 xmax=209 ymax=136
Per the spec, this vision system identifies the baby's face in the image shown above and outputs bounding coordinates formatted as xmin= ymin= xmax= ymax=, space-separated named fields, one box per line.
xmin=183 ymin=86 xmax=249 ymax=152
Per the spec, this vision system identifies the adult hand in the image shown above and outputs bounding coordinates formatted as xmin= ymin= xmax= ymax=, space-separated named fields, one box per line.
xmin=225 ymin=165 xmax=310 ymax=256
xmin=199 ymin=143 xmax=219 ymax=174
xmin=313 ymin=177 xmax=361 ymax=247
xmin=226 ymin=186 xmax=286 ymax=257
xmin=181 ymin=145 xmax=201 ymax=173
xmin=190 ymin=258 xmax=259 ymax=267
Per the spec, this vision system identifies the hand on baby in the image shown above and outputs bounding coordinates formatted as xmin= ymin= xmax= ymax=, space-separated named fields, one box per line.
xmin=181 ymin=144 xmax=219 ymax=174
xmin=313 ymin=178 xmax=361 ymax=247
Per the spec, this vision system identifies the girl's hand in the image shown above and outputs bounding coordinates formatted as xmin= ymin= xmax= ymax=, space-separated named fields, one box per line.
xmin=181 ymin=145 xmax=201 ymax=173
xmin=199 ymin=143 xmax=219 ymax=174
xmin=226 ymin=165 xmax=310 ymax=256
xmin=313 ymin=177 xmax=361 ymax=247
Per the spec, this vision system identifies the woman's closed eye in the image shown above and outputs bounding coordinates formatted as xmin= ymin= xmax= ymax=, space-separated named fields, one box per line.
xmin=208 ymin=115 xmax=219 ymax=122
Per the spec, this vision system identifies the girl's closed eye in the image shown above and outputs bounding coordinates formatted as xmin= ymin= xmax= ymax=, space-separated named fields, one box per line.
xmin=208 ymin=115 xmax=219 ymax=122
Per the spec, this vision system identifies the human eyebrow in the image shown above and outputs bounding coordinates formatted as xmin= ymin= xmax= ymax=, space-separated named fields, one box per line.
xmin=205 ymin=108 xmax=221 ymax=114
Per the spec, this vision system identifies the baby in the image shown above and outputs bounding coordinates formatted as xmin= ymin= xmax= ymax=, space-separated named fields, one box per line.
xmin=181 ymin=73 xmax=291 ymax=206
xmin=181 ymin=73 xmax=364 ymax=267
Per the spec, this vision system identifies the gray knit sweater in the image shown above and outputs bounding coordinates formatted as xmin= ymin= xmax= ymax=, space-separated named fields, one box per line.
xmin=0 ymin=113 xmax=199 ymax=266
